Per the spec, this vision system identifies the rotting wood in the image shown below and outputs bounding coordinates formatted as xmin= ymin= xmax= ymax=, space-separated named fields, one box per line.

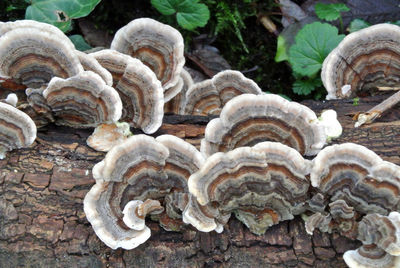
xmin=1 ymin=93 xmax=399 ymax=267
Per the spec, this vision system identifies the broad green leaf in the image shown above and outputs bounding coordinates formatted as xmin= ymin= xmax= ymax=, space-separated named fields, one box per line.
xmin=25 ymin=0 xmax=101 ymax=32
xmin=69 ymin=34 xmax=92 ymax=51
xmin=292 ymin=78 xmax=322 ymax=95
xmin=275 ymin=35 xmax=289 ymax=62
xmin=314 ymin=3 xmax=349 ymax=21
xmin=288 ymin=22 xmax=345 ymax=77
xmin=151 ymin=0 xmax=210 ymax=30
xmin=348 ymin=19 xmax=370 ymax=33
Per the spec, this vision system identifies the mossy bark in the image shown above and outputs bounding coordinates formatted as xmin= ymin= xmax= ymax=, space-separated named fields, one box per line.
xmin=1 ymin=94 xmax=399 ymax=267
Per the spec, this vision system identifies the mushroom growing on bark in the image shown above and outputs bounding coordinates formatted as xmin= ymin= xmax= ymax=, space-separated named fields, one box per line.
xmin=43 ymin=71 xmax=122 ymax=128
xmin=184 ymin=70 xmax=262 ymax=116
xmin=200 ymin=93 xmax=332 ymax=157
xmin=186 ymin=142 xmax=311 ymax=235
xmin=164 ymin=68 xmax=194 ymax=114
xmin=91 ymin=49 xmax=164 ymax=134
xmin=111 ymin=18 xmax=185 ymax=99
xmin=322 ymin=23 xmax=400 ymax=100
xmin=0 ymin=24 xmax=83 ymax=88
xmin=0 ymin=96 xmax=36 ymax=159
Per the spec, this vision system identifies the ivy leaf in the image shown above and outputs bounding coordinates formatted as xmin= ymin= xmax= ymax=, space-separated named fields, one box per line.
xmin=69 ymin=34 xmax=92 ymax=51
xmin=292 ymin=78 xmax=322 ymax=96
xmin=348 ymin=19 xmax=370 ymax=33
xmin=314 ymin=3 xmax=350 ymax=21
xmin=275 ymin=35 xmax=289 ymax=62
xmin=151 ymin=0 xmax=210 ymax=30
xmin=288 ymin=22 xmax=345 ymax=77
xmin=25 ymin=0 xmax=101 ymax=32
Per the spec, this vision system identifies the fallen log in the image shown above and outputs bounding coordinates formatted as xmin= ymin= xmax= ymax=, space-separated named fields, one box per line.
xmin=0 ymin=93 xmax=399 ymax=267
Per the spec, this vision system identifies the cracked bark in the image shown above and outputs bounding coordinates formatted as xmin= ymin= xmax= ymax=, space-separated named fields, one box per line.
xmin=1 ymin=94 xmax=399 ymax=267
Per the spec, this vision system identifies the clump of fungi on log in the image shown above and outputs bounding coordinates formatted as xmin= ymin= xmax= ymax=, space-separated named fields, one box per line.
xmin=1 ymin=17 xmax=400 ymax=268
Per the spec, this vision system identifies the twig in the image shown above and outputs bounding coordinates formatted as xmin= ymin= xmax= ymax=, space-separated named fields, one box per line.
xmin=354 ymin=90 xmax=400 ymax=127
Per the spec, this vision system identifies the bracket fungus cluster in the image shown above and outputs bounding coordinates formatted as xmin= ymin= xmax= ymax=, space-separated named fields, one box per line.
xmin=84 ymin=134 xmax=205 ymax=249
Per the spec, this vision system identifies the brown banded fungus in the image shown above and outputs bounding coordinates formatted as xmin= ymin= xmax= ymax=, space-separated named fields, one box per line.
xmin=357 ymin=212 xmax=400 ymax=256
xmin=344 ymin=244 xmax=400 ymax=268
xmin=111 ymin=18 xmax=185 ymax=95
xmin=84 ymin=135 xmax=170 ymax=249
xmin=311 ymin=143 xmax=400 ymax=215
xmin=164 ymin=68 xmax=194 ymax=114
xmin=84 ymin=134 xmax=205 ymax=248
xmin=322 ymin=23 xmax=400 ymax=100
xmin=0 ymin=25 xmax=83 ymax=88
xmin=91 ymin=49 xmax=164 ymax=134
xmin=0 ymin=100 xmax=36 ymax=159
xmin=201 ymin=93 xmax=328 ymax=157
xmin=43 ymin=71 xmax=122 ymax=128
xmin=186 ymin=142 xmax=311 ymax=235
xmin=184 ymin=70 xmax=262 ymax=116
xmin=75 ymin=50 xmax=113 ymax=86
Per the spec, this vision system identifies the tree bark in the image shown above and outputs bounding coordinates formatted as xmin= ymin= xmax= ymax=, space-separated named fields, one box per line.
xmin=0 ymin=94 xmax=399 ymax=268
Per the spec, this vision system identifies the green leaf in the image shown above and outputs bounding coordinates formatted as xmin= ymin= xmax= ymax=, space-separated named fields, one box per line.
xmin=25 ymin=0 xmax=101 ymax=32
xmin=69 ymin=34 xmax=92 ymax=51
xmin=348 ymin=19 xmax=370 ymax=33
xmin=151 ymin=0 xmax=210 ymax=30
xmin=292 ymin=78 xmax=322 ymax=95
xmin=275 ymin=35 xmax=289 ymax=62
xmin=314 ymin=3 xmax=350 ymax=21
xmin=288 ymin=22 xmax=345 ymax=77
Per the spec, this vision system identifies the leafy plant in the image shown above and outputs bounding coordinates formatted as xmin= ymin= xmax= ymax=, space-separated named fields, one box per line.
xmin=25 ymin=0 xmax=101 ymax=32
xmin=288 ymin=22 xmax=345 ymax=77
xmin=151 ymin=0 xmax=210 ymax=30
xmin=314 ymin=3 xmax=349 ymax=32
xmin=69 ymin=34 xmax=92 ymax=51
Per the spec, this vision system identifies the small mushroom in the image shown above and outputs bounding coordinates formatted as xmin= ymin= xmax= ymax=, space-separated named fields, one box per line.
xmin=187 ymin=142 xmax=311 ymax=235
xmin=322 ymin=23 xmax=400 ymax=100
xmin=86 ymin=122 xmax=132 ymax=152
xmin=184 ymin=70 xmax=262 ymax=116
xmin=344 ymin=244 xmax=400 ymax=268
xmin=311 ymin=143 xmax=400 ymax=215
xmin=304 ymin=212 xmax=332 ymax=235
xmin=111 ymin=18 xmax=185 ymax=92
xmin=0 ymin=26 xmax=83 ymax=88
xmin=91 ymin=49 xmax=164 ymax=134
xmin=43 ymin=71 xmax=122 ymax=128
xmin=123 ymin=199 xmax=164 ymax=231
xmin=201 ymin=93 xmax=327 ymax=157
xmin=0 ymin=99 xmax=36 ymax=159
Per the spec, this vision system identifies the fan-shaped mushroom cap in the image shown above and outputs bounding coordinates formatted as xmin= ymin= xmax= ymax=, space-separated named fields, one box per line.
xmin=187 ymin=142 xmax=311 ymax=235
xmin=0 ymin=27 xmax=83 ymax=88
xmin=212 ymin=70 xmax=262 ymax=104
xmin=329 ymin=199 xmax=355 ymax=220
xmin=164 ymin=69 xmax=194 ymax=114
xmin=90 ymin=49 xmax=164 ymax=134
xmin=322 ymin=24 xmax=400 ymax=100
xmin=184 ymin=79 xmax=221 ymax=116
xmin=0 ymin=101 xmax=36 ymax=159
xmin=43 ymin=71 xmax=122 ymax=128
xmin=304 ymin=212 xmax=332 ymax=235
xmin=75 ymin=50 xmax=113 ymax=86
xmin=84 ymin=135 xmax=171 ymax=249
xmin=0 ymin=20 xmax=67 ymax=38
xmin=344 ymin=244 xmax=400 ymax=268
xmin=358 ymin=212 xmax=400 ymax=256
xmin=111 ymin=18 xmax=185 ymax=91
xmin=184 ymin=70 xmax=262 ymax=116
xmin=311 ymin=143 xmax=400 ymax=215
xmin=201 ymin=93 xmax=327 ymax=157
xmin=163 ymin=76 xmax=183 ymax=102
